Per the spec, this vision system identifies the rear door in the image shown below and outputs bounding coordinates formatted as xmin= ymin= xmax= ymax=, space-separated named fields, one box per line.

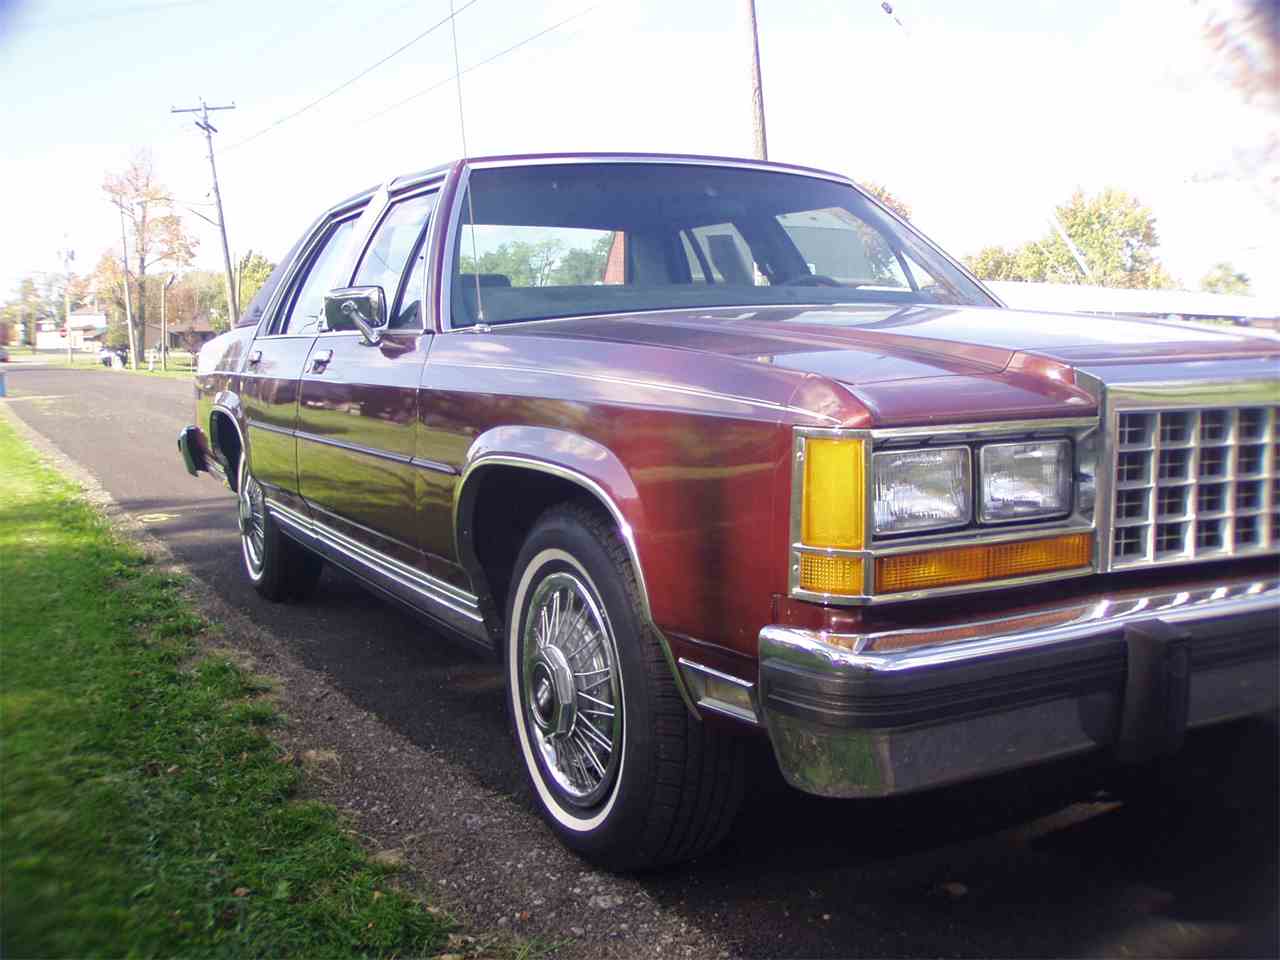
xmin=240 ymin=212 xmax=363 ymax=510
xmin=295 ymin=189 xmax=438 ymax=566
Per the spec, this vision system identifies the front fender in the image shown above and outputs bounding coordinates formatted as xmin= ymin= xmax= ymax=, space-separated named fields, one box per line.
xmin=453 ymin=425 xmax=647 ymax=600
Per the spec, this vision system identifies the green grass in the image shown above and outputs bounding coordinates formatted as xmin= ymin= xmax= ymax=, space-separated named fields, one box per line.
xmin=0 ymin=416 xmax=450 ymax=958
xmin=33 ymin=351 xmax=196 ymax=379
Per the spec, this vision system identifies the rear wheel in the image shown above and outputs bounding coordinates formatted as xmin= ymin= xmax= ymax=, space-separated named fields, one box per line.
xmin=238 ymin=457 xmax=323 ymax=602
xmin=506 ymin=502 xmax=745 ymax=870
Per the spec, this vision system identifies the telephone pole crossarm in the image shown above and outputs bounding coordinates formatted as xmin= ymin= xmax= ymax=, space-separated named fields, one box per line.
xmin=172 ymin=99 xmax=239 ymax=325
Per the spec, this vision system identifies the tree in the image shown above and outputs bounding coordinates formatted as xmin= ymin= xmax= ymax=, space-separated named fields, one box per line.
xmin=964 ymin=188 xmax=1176 ymax=289
xmin=963 ymin=245 xmax=1022 ymax=282
xmin=90 ymin=252 xmax=132 ymax=349
xmin=103 ymin=151 xmax=198 ymax=366
xmin=1201 ymin=261 xmax=1252 ymax=294
xmin=237 ymin=252 xmax=275 ymax=314
xmin=858 ymin=182 xmax=912 ymax=220
xmin=549 ymin=234 xmax=614 ymax=285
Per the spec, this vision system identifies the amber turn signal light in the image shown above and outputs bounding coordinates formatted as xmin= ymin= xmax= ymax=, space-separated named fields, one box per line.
xmin=875 ymin=532 xmax=1093 ymax=594
xmin=798 ymin=553 xmax=864 ymax=595
xmin=801 ymin=438 xmax=865 ymax=549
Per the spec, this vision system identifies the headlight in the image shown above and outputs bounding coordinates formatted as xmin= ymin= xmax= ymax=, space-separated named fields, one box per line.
xmin=979 ymin=440 xmax=1072 ymax=523
xmin=872 ymin=447 xmax=971 ymax=535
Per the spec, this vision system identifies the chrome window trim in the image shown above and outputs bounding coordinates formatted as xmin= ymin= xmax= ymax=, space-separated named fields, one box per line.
xmin=1095 ymin=377 xmax=1279 ymax=573
xmin=345 ymin=185 xmax=441 ymax=335
xmin=789 ymin=418 xmax=1100 ymax=605
xmin=438 ymin=163 xmax=473 ymax=334
xmin=256 ymin=205 xmax=374 ymax=341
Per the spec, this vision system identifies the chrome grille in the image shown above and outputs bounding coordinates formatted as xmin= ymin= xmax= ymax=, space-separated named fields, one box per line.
xmin=1110 ymin=406 xmax=1279 ymax=567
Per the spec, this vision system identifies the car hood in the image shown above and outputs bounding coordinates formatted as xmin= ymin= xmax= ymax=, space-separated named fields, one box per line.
xmin=506 ymin=303 xmax=1279 ymax=426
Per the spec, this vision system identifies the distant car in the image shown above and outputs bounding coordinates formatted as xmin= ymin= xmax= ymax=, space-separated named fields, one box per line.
xmin=0 ymin=345 xmax=9 ymax=362
xmin=177 ymin=152 xmax=1280 ymax=870
xmin=98 ymin=346 xmax=127 ymax=367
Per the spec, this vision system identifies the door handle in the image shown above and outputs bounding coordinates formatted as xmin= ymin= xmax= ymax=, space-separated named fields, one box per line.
xmin=247 ymin=349 xmax=262 ymax=366
xmin=311 ymin=348 xmax=333 ymax=372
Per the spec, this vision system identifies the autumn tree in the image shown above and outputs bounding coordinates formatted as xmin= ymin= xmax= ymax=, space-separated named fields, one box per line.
xmin=858 ymin=181 xmax=912 ymax=220
xmin=103 ymin=151 xmax=197 ymax=366
xmin=1201 ymin=261 xmax=1252 ymax=294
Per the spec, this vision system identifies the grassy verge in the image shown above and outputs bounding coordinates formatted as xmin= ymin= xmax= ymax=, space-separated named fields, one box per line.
xmin=9 ymin=352 xmax=195 ymax=379
xmin=0 ymin=416 xmax=449 ymax=957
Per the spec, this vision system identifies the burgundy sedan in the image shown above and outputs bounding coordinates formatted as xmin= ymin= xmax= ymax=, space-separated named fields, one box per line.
xmin=179 ymin=153 xmax=1279 ymax=869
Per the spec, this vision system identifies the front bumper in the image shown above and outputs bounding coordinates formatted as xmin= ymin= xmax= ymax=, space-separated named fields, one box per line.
xmin=758 ymin=575 xmax=1279 ymax=798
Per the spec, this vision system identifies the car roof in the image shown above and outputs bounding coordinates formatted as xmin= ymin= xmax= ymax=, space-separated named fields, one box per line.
xmin=387 ymin=151 xmax=853 ymax=195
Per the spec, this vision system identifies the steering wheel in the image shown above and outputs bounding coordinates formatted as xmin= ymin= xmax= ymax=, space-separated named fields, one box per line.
xmin=778 ymin=273 xmax=842 ymax=287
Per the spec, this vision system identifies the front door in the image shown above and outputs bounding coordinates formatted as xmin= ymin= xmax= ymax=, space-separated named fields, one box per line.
xmin=295 ymin=190 xmax=438 ymax=567
xmin=240 ymin=213 xmax=363 ymax=508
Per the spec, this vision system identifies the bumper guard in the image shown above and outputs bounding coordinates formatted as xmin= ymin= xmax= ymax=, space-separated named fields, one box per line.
xmin=759 ymin=576 xmax=1279 ymax=798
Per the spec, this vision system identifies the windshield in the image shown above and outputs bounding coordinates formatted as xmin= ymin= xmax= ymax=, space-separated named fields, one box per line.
xmin=450 ymin=162 xmax=995 ymax=328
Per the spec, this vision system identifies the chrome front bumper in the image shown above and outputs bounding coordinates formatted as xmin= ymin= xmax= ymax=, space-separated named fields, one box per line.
xmin=758 ymin=576 xmax=1279 ymax=798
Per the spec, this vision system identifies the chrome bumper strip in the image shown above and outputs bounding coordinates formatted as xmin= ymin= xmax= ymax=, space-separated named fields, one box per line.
xmin=758 ymin=576 xmax=1279 ymax=798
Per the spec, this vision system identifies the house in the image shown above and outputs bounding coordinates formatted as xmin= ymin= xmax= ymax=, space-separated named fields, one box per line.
xmin=34 ymin=309 xmax=108 ymax=351
xmin=165 ymin=310 xmax=218 ymax=352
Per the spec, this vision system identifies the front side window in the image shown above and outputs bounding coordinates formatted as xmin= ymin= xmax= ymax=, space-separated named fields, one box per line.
xmin=353 ymin=191 xmax=437 ymax=329
xmin=449 ymin=163 xmax=992 ymax=328
xmin=282 ymin=218 xmax=357 ymax=335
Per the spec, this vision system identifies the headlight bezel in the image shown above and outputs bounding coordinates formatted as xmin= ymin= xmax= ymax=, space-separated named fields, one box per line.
xmin=790 ymin=419 xmax=1099 ymax=605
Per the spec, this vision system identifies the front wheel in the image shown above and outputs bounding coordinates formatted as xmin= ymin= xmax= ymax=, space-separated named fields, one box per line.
xmin=506 ymin=503 xmax=744 ymax=870
xmin=237 ymin=457 xmax=323 ymax=602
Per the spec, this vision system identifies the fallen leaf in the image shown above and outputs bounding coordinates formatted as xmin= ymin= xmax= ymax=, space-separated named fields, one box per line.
xmin=166 ymin=765 xmax=180 ymax=775
xmin=233 ymin=887 xmax=250 ymax=897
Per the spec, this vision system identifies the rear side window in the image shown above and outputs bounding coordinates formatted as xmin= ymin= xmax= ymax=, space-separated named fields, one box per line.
xmin=353 ymin=192 xmax=437 ymax=329
xmin=281 ymin=219 xmax=357 ymax=335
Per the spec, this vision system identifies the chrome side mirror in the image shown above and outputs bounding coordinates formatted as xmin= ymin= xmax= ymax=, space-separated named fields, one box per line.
xmin=323 ymin=286 xmax=387 ymax=345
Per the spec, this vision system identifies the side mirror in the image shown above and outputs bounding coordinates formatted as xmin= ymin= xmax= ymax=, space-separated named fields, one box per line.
xmin=323 ymin=286 xmax=387 ymax=345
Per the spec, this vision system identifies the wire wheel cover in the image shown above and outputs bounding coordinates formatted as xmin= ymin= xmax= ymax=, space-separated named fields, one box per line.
xmin=239 ymin=470 xmax=267 ymax=577
xmin=520 ymin=571 xmax=621 ymax=806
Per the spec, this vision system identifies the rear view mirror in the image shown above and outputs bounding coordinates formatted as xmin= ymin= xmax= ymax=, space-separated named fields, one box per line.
xmin=323 ymin=286 xmax=387 ymax=345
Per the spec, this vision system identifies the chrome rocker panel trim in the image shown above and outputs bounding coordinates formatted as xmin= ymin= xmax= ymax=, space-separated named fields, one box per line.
xmin=758 ymin=575 xmax=1280 ymax=798
xmin=267 ymin=498 xmax=489 ymax=650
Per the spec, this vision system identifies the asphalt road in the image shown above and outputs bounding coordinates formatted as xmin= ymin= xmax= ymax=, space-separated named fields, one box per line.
xmin=4 ymin=361 xmax=1278 ymax=959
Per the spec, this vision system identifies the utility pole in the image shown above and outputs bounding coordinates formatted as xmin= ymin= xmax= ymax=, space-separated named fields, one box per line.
xmin=59 ymin=245 xmax=75 ymax=367
xmin=744 ymin=0 xmax=768 ymax=160
xmin=162 ymin=273 xmax=176 ymax=371
xmin=119 ymin=206 xmax=137 ymax=369
xmin=172 ymin=98 xmax=239 ymax=325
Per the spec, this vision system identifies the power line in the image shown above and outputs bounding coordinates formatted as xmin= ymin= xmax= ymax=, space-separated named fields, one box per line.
xmin=224 ymin=0 xmax=482 ymax=153
xmin=358 ymin=3 xmax=601 ymax=130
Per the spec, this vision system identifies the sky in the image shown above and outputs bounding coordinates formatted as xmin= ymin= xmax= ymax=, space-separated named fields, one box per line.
xmin=1 ymin=0 xmax=1276 ymax=303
